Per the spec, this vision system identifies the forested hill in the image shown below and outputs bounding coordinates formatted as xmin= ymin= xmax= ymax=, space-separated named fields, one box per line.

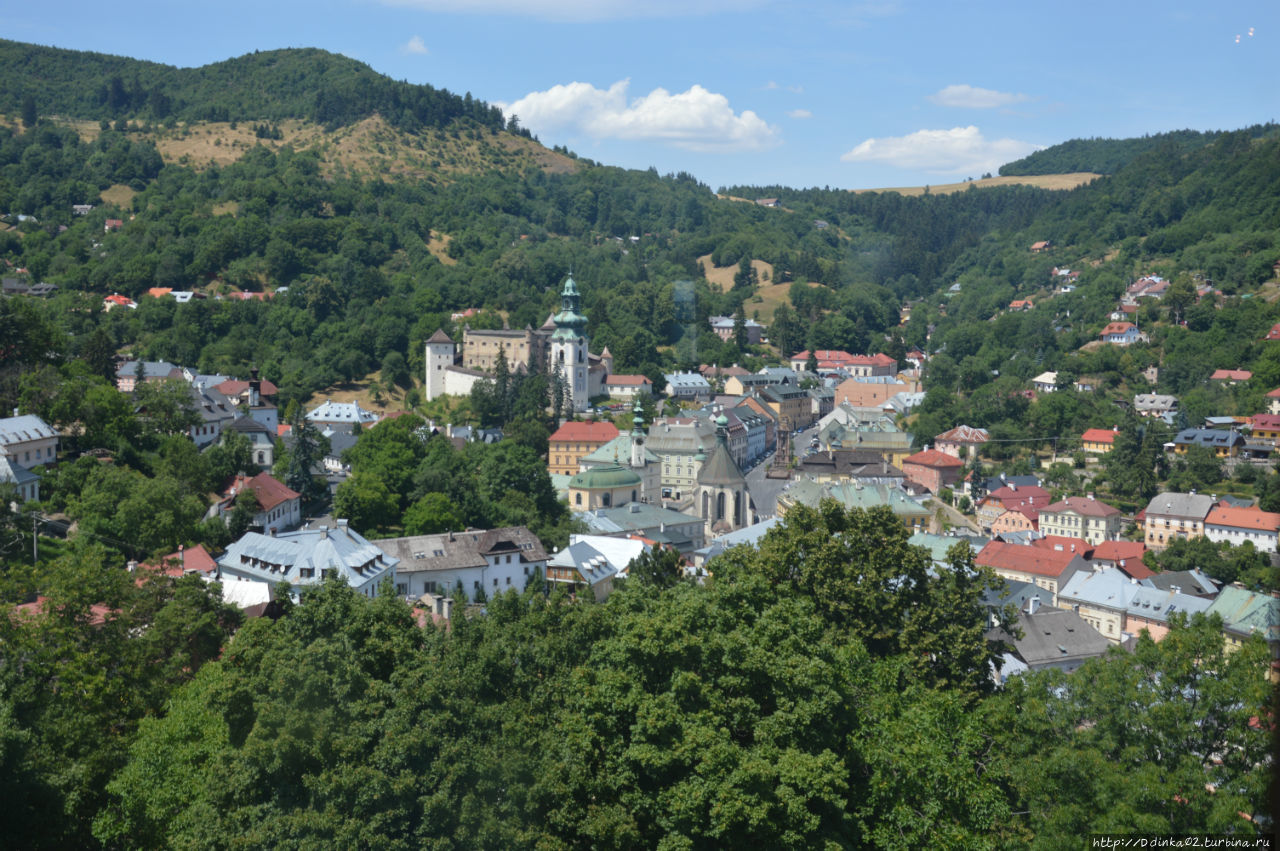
xmin=998 ymin=122 xmax=1279 ymax=175
xmin=0 ymin=39 xmax=512 ymax=133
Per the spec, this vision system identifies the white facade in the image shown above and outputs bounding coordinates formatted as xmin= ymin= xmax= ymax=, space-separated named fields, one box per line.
xmin=372 ymin=527 xmax=549 ymax=600
xmin=0 ymin=414 xmax=59 ymax=468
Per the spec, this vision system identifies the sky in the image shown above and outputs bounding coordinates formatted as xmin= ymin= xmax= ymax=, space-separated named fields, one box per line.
xmin=6 ymin=1 xmax=1276 ymax=190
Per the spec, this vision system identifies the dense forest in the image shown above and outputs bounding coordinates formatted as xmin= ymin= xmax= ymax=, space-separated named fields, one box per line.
xmin=1 ymin=40 xmax=515 ymax=134
xmin=0 ymin=41 xmax=1277 ymax=847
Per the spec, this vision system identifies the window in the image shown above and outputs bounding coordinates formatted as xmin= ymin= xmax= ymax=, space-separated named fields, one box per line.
xmin=473 ymin=581 xmax=480 ymax=590
xmin=493 ymin=578 xmax=498 ymax=588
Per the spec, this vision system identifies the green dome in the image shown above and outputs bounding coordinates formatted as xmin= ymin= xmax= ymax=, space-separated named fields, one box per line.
xmin=569 ymin=464 xmax=642 ymax=490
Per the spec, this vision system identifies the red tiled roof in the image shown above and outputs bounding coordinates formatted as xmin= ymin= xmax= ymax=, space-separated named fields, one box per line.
xmin=14 ymin=596 xmax=113 ymax=625
xmin=1101 ymin=322 xmax=1137 ymax=336
xmin=1090 ymin=541 xmax=1148 ymax=577
xmin=1265 ymin=324 xmax=1280 ymax=341
xmin=215 ymin=378 xmax=280 ymax=398
xmin=987 ymin=484 xmax=1051 ymax=503
xmin=1081 ymin=428 xmax=1118 ymax=445
xmin=976 ymin=541 xmax=1080 ymax=578
xmin=903 ymin=449 xmax=964 ymax=468
xmin=104 ymin=294 xmax=134 ymax=306
xmin=146 ymin=287 xmax=172 ymax=298
xmin=935 ymin=425 xmax=989 ymax=444
xmin=1205 ymin=505 xmax=1280 ymax=533
xmin=1031 ymin=536 xmax=1093 ymax=558
xmin=1250 ymin=414 xmax=1280 ymax=430
xmin=549 ymin=421 xmax=620 ymax=443
xmin=221 ymin=472 xmax=300 ymax=512
xmin=605 ymin=374 xmax=652 ymax=386
xmin=1210 ymin=369 xmax=1252 ymax=381
xmin=143 ymin=544 xmax=219 ymax=577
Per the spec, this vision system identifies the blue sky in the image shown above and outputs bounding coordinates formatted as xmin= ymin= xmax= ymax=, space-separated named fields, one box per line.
xmin=8 ymin=1 xmax=1276 ymax=190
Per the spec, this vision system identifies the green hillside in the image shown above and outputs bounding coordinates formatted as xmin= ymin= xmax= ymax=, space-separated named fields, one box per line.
xmin=0 ymin=39 xmax=513 ymax=134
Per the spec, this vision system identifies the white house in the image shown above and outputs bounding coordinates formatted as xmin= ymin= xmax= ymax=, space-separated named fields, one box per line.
xmin=306 ymin=399 xmax=380 ymax=434
xmin=371 ymin=526 xmax=548 ymax=600
xmin=216 ymin=520 xmax=397 ymax=599
xmin=211 ymin=472 xmax=302 ymax=535
xmin=1204 ymin=504 xmax=1280 ymax=554
xmin=0 ymin=456 xmax=40 ymax=502
xmin=0 ymin=413 xmax=59 ymax=469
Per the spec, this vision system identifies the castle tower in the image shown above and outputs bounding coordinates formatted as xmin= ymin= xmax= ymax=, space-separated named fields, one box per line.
xmin=549 ymin=274 xmax=590 ymax=412
xmin=696 ymin=414 xmax=753 ymax=539
xmin=424 ymin=328 xmax=455 ymax=401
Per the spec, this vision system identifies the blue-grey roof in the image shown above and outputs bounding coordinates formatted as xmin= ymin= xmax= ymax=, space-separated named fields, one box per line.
xmin=217 ymin=523 xmax=397 ymax=590
xmin=664 ymin=372 xmax=711 ymax=390
xmin=307 ymin=400 xmax=379 ymax=424
xmin=0 ymin=414 xmax=57 ymax=445
xmin=0 ymin=456 xmax=39 ymax=486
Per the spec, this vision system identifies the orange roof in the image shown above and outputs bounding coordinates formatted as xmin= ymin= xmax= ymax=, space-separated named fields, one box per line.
xmin=146 ymin=287 xmax=173 ymax=298
xmin=903 ymin=449 xmax=964 ymax=468
xmin=104 ymin=294 xmax=133 ymax=305
xmin=549 ymin=421 xmax=620 ymax=443
xmin=1081 ymin=428 xmax=1118 ymax=445
xmin=14 ymin=596 xmax=114 ymax=626
xmin=976 ymin=541 xmax=1081 ymax=578
xmin=1101 ymin=321 xmax=1136 ymax=335
xmin=1205 ymin=505 xmax=1280 ymax=533
xmin=1210 ymin=369 xmax=1252 ymax=381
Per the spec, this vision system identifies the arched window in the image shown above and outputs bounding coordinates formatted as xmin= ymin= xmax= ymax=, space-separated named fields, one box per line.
xmin=716 ymin=492 xmax=725 ymax=521
xmin=631 ymin=490 xmax=637 ymax=503
xmin=602 ymin=493 xmax=611 ymax=507
xmin=575 ymin=493 xmax=582 ymax=506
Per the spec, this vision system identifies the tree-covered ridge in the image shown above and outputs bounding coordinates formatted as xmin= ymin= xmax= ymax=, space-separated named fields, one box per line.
xmin=0 ymin=40 xmax=512 ymax=134
xmin=998 ymin=123 xmax=1278 ymax=176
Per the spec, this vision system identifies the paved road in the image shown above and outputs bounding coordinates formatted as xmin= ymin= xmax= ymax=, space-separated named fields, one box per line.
xmin=745 ymin=423 xmax=818 ymax=518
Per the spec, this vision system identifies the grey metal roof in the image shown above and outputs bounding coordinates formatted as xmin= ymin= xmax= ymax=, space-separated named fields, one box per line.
xmin=1144 ymin=492 xmax=1217 ymax=520
xmin=374 ymin=526 xmax=547 ymax=575
xmin=218 ymin=523 xmax=397 ymax=587
xmin=0 ymin=414 xmax=57 ymax=445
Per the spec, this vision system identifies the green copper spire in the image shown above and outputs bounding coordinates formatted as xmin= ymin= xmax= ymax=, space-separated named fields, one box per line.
xmin=551 ymin=274 xmax=588 ymax=341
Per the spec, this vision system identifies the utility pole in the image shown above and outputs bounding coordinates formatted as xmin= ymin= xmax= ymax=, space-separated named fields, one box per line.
xmin=33 ymin=515 xmax=38 ymax=564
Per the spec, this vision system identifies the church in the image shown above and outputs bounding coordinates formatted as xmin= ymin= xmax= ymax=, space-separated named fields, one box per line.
xmin=425 ymin=274 xmax=611 ymax=412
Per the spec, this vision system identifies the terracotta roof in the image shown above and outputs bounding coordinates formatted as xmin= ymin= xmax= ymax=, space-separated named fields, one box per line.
xmin=215 ymin=378 xmax=280 ymax=398
xmin=1266 ymin=324 xmax=1280 ymax=341
xmin=1081 ymin=428 xmax=1118 ymax=445
xmin=1031 ymin=536 xmax=1093 ymax=557
xmin=143 ymin=544 xmax=219 ymax=577
xmin=1205 ymin=505 xmax=1280 ymax=533
xmin=14 ymin=596 xmax=113 ymax=625
xmin=605 ymin=374 xmax=652 ymax=386
xmin=1101 ymin=321 xmax=1137 ymax=335
xmin=1210 ymin=369 xmax=1252 ymax=381
xmin=221 ymin=472 xmax=300 ymax=512
xmin=1250 ymin=413 xmax=1280 ymax=430
xmin=976 ymin=541 xmax=1082 ymax=578
xmin=903 ymin=449 xmax=964 ymax=468
xmin=549 ymin=421 xmax=620 ymax=443
xmin=146 ymin=287 xmax=172 ymax=298
xmin=987 ymin=484 xmax=1051 ymax=503
xmin=1041 ymin=496 xmax=1121 ymax=518
xmin=935 ymin=425 xmax=989 ymax=444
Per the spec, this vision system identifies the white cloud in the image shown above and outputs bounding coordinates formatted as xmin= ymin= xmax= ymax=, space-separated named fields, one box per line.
xmin=501 ymin=80 xmax=780 ymax=152
xmin=400 ymin=35 xmax=428 ymax=55
xmin=927 ymin=84 xmax=1030 ymax=109
xmin=787 ymin=109 xmax=812 ymax=119
xmin=764 ymin=81 xmax=804 ymax=93
xmin=840 ymin=126 xmax=1041 ymax=174
xmin=378 ymin=0 xmax=769 ymax=22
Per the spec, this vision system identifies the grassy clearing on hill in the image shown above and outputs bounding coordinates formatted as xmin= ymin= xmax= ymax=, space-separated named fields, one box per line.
xmin=310 ymin=371 xmax=421 ymax=416
xmin=99 ymin=183 xmax=136 ymax=208
xmin=53 ymin=114 xmax=579 ymax=182
xmin=855 ymin=173 xmax=1100 ymax=196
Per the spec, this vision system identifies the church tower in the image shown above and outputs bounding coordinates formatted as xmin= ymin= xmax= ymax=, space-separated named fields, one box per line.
xmin=549 ymin=274 xmax=590 ymax=412
xmin=630 ymin=400 xmax=647 ymax=469
xmin=696 ymin=414 xmax=753 ymax=539
xmin=424 ymin=329 xmax=455 ymax=402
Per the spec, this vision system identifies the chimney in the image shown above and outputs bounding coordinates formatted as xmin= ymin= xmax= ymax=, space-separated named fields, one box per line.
xmin=1170 ymin=585 xmax=1180 ymax=595
xmin=126 ymin=559 xmax=137 ymax=572
xmin=1027 ymin=595 xmax=1041 ymax=615
xmin=336 ymin=518 xmax=350 ymax=537
xmin=442 ymin=596 xmax=453 ymax=620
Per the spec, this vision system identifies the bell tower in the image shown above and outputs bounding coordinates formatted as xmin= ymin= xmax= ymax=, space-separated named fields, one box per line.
xmin=549 ymin=274 xmax=590 ymax=412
